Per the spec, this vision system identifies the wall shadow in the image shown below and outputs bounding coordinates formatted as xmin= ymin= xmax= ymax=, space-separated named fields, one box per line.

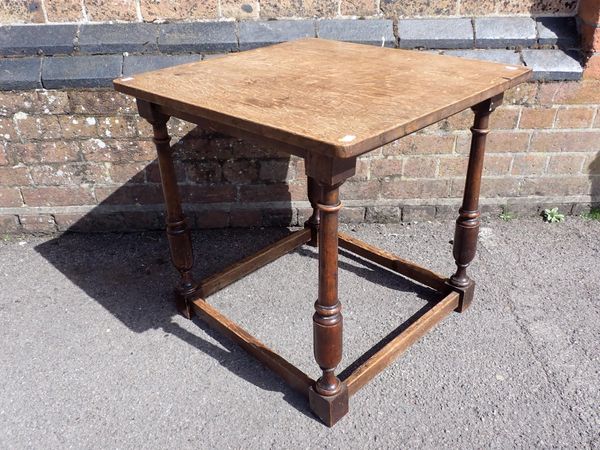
xmin=34 ymin=121 xmax=441 ymax=421
xmin=590 ymin=152 xmax=600 ymax=210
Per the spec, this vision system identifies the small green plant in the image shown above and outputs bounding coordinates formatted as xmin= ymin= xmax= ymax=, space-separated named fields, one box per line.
xmin=542 ymin=207 xmax=565 ymax=223
xmin=499 ymin=206 xmax=515 ymax=222
xmin=582 ymin=207 xmax=600 ymax=221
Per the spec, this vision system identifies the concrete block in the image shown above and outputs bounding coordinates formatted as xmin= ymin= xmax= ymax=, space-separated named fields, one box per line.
xmin=239 ymin=20 xmax=315 ymax=50
xmin=42 ymin=55 xmax=123 ymax=88
xmin=158 ymin=22 xmax=238 ymax=53
xmin=317 ymin=19 xmax=395 ymax=47
xmin=536 ymin=17 xmax=579 ymax=48
xmin=475 ymin=17 xmax=537 ymax=48
xmin=0 ymin=58 xmax=42 ymax=90
xmin=522 ymin=49 xmax=583 ymax=81
xmin=443 ymin=49 xmax=522 ymax=66
xmin=399 ymin=18 xmax=473 ymax=49
xmin=123 ymin=54 xmax=202 ymax=76
xmin=0 ymin=24 xmax=76 ymax=56
xmin=79 ymin=23 xmax=159 ymax=54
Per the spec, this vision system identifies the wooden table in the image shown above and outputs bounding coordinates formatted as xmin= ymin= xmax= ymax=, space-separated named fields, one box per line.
xmin=113 ymin=38 xmax=531 ymax=426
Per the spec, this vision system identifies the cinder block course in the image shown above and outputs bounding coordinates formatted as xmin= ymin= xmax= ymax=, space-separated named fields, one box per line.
xmin=158 ymin=22 xmax=238 ymax=53
xmin=474 ymin=17 xmax=537 ymax=48
xmin=0 ymin=24 xmax=76 ymax=56
xmin=123 ymin=54 xmax=202 ymax=76
xmin=0 ymin=58 xmax=42 ymax=90
xmin=536 ymin=17 xmax=579 ymax=48
xmin=522 ymin=49 xmax=583 ymax=81
xmin=317 ymin=19 xmax=395 ymax=47
xmin=399 ymin=18 xmax=473 ymax=49
xmin=443 ymin=49 xmax=522 ymax=66
xmin=79 ymin=23 xmax=159 ymax=54
xmin=42 ymin=55 xmax=123 ymax=88
xmin=239 ymin=20 xmax=315 ymax=50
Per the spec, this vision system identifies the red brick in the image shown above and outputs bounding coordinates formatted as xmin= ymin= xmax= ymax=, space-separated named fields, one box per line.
xmin=0 ymin=188 xmax=22 ymax=207
xmin=58 ymin=115 xmax=99 ymax=139
xmin=0 ymin=117 xmax=16 ymax=141
xmin=259 ymin=159 xmax=294 ymax=182
xmin=483 ymin=154 xmax=512 ymax=176
xmin=22 ymin=186 xmax=95 ymax=206
xmin=288 ymin=181 xmax=308 ymax=201
xmin=45 ymin=0 xmax=83 ymax=21
xmin=538 ymin=80 xmax=600 ymax=105
xmin=30 ymin=163 xmax=109 ymax=186
xmin=97 ymin=116 xmax=137 ymax=139
xmin=554 ymin=107 xmax=595 ymax=128
xmin=581 ymin=23 xmax=600 ymax=52
xmin=370 ymin=158 xmax=403 ymax=178
xmin=0 ymin=166 xmax=30 ymax=186
xmin=95 ymin=185 xmax=165 ymax=205
xmin=175 ymin=137 xmax=233 ymax=160
xmin=584 ymin=154 xmax=600 ymax=174
xmin=220 ymin=0 xmax=259 ymax=19
xmin=194 ymin=209 xmax=230 ymax=228
xmin=340 ymin=0 xmax=377 ymax=16
xmin=520 ymin=177 xmax=590 ymax=196
xmin=595 ymin=110 xmax=600 ymax=128
xmin=0 ymin=215 xmax=20 ymax=233
xmin=86 ymin=0 xmax=137 ymax=21
xmin=34 ymin=91 xmax=70 ymax=115
xmin=403 ymin=157 xmax=438 ymax=178
xmin=584 ymin=54 xmax=600 ymax=79
xmin=222 ymin=160 xmax=258 ymax=183
xmin=438 ymin=155 xmax=468 ymax=177
xmin=381 ymin=179 xmax=449 ymax=199
xmin=68 ymin=91 xmax=135 ymax=115
xmin=457 ymin=131 xmax=530 ymax=153
xmin=477 ymin=178 xmax=521 ymax=198
xmin=547 ymin=154 xmax=586 ymax=175
xmin=491 ymin=108 xmax=520 ymax=129
xmin=19 ymin=214 xmax=57 ymax=233
xmin=230 ymin=139 xmax=288 ymax=159
xmin=140 ymin=0 xmax=218 ymax=20
xmin=519 ymin=108 xmax=556 ymax=129
xmin=382 ymin=134 xmax=454 ymax=156
xmin=239 ymin=183 xmax=290 ymax=202
xmin=340 ymin=180 xmax=380 ymax=200
xmin=260 ymin=0 xmax=337 ymax=18
xmin=365 ymin=206 xmax=401 ymax=223
xmin=38 ymin=141 xmax=80 ymax=163
xmin=381 ymin=0 xmax=455 ymax=16
xmin=339 ymin=206 xmax=366 ymax=223
xmin=0 ymin=142 xmax=8 ymax=165
xmin=184 ymin=160 xmax=222 ymax=184
xmin=108 ymin=162 xmax=149 ymax=183
xmin=350 ymin=157 xmax=369 ymax=181
xmin=579 ymin=0 xmax=600 ymax=25
xmin=230 ymin=209 xmax=262 ymax=227
xmin=0 ymin=0 xmax=44 ymax=23
xmin=182 ymin=185 xmax=236 ymax=203
xmin=81 ymin=139 xmax=155 ymax=162
xmin=504 ymin=82 xmax=537 ymax=106
xmin=511 ymin=154 xmax=547 ymax=176
xmin=530 ymin=131 xmax=600 ymax=152
xmin=146 ymin=160 xmax=186 ymax=183
xmin=15 ymin=115 xmax=62 ymax=140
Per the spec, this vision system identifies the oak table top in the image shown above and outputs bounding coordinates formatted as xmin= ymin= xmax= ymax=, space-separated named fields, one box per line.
xmin=114 ymin=38 xmax=531 ymax=158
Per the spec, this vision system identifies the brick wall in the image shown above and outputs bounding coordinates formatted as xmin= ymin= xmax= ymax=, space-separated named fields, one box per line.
xmin=0 ymin=0 xmax=581 ymax=23
xmin=1 ymin=80 xmax=599 ymax=233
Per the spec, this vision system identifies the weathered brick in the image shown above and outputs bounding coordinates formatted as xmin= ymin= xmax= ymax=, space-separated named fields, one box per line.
xmin=511 ymin=154 xmax=547 ymax=176
xmin=68 ymin=91 xmax=135 ymax=115
xmin=223 ymin=160 xmax=259 ymax=183
xmin=81 ymin=139 xmax=155 ymax=162
xmin=579 ymin=0 xmax=600 ymax=24
xmin=0 ymin=117 xmax=16 ymax=140
xmin=195 ymin=209 xmax=230 ymax=228
xmin=403 ymin=156 xmax=437 ymax=178
xmin=381 ymin=135 xmax=454 ymax=156
xmin=182 ymin=184 xmax=239 ymax=204
xmin=239 ymin=183 xmax=290 ymax=202
xmin=547 ymin=154 xmax=586 ymax=175
xmin=519 ymin=108 xmax=556 ymax=129
xmin=38 ymin=141 xmax=80 ymax=163
xmin=339 ymin=206 xmax=366 ymax=223
xmin=0 ymin=215 xmax=20 ymax=233
xmin=0 ymin=187 xmax=22 ymax=206
xmin=58 ymin=115 xmax=98 ymax=139
xmin=22 ymin=186 xmax=95 ymax=206
xmin=19 ymin=214 xmax=56 ymax=233
xmin=259 ymin=159 xmax=294 ymax=182
xmin=14 ymin=114 xmax=62 ymax=140
xmin=537 ymin=80 xmax=600 ymax=105
xmin=457 ymin=131 xmax=530 ymax=153
xmin=141 ymin=0 xmax=218 ymax=21
xmin=340 ymin=180 xmax=380 ymax=200
xmin=504 ymin=82 xmax=537 ymax=106
xmin=0 ymin=0 xmax=44 ymax=23
xmin=477 ymin=178 xmax=521 ymax=198
xmin=184 ymin=160 xmax=222 ymax=184
xmin=29 ymin=163 xmax=109 ymax=186
xmin=491 ymin=108 xmax=520 ymax=129
xmin=85 ymin=0 xmax=138 ymax=21
xmin=34 ymin=91 xmax=70 ymax=115
xmin=583 ymin=154 xmax=600 ymax=174
xmin=594 ymin=110 xmax=600 ymax=128
xmin=530 ymin=131 xmax=600 ymax=152
xmin=583 ymin=54 xmax=600 ymax=79
xmin=340 ymin=0 xmax=377 ymax=16
xmin=381 ymin=179 xmax=449 ymax=199
xmin=365 ymin=206 xmax=401 ymax=223
xmin=370 ymin=158 xmax=402 ymax=178
xmin=108 ymin=162 xmax=148 ymax=183
xmin=438 ymin=156 xmax=468 ymax=178
xmin=0 ymin=142 xmax=8 ymax=165
xmin=45 ymin=0 xmax=83 ymax=21
xmin=380 ymin=0 xmax=455 ymax=17
xmin=262 ymin=207 xmax=297 ymax=227
xmin=483 ymin=155 xmax=512 ymax=176
xmin=459 ymin=0 xmax=495 ymax=15
xmin=581 ymin=22 xmax=600 ymax=53
xmin=0 ymin=166 xmax=30 ymax=186
xmin=520 ymin=176 xmax=590 ymax=196
xmin=95 ymin=184 xmax=164 ymax=205
xmin=97 ymin=116 xmax=137 ymax=139
xmin=230 ymin=208 xmax=262 ymax=227
xmin=220 ymin=0 xmax=259 ymax=19
xmin=554 ymin=107 xmax=595 ymax=128
xmin=260 ymin=0 xmax=337 ymax=18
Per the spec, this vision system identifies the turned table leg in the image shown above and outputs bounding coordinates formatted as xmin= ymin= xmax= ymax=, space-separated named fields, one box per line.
xmin=308 ymin=181 xmax=349 ymax=426
xmin=448 ymin=96 xmax=501 ymax=312
xmin=304 ymin=176 xmax=322 ymax=246
xmin=139 ymin=101 xmax=198 ymax=319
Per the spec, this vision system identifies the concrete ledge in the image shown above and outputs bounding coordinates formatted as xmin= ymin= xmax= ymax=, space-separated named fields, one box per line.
xmin=239 ymin=20 xmax=315 ymax=50
xmin=123 ymin=54 xmax=202 ymax=76
xmin=475 ymin=17 xmax=537 ymax=48
xmin=42 ymin=55 xmax=123 ymax=88
xmin=0 ymin=58 xmax=42 ymax=89
xmin=522 ymin=49 xmax=583 ymax=81
xmin=158 ymin=22 xmax=238 ymax=53
xmin=79 ymin=23 xmax=159 ymax=54
xmin=0 ymin=24 xmax=76 ymax=56
xmin=317 ymin=19 xmax=394 ymax=47
xmin=399 ymin=18 xmax=473 ymax=49
xmin=536 ymin=17 xmax=579 ymax=48
xmin=443 ymin=49 xmax=522 ymax=66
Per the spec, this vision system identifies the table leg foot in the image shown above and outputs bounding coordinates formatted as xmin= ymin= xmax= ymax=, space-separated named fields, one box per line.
xmin=445 ymin=279 xmax=475 ymax=312
xmin=309 ymin=383 xmax=349 ymax=427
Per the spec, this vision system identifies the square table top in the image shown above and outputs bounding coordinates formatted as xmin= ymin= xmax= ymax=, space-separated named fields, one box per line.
xmin=114 ymin=38 xmax=531 ymax=159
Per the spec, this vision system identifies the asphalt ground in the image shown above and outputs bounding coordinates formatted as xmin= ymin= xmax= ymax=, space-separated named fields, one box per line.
xmin=1 ymin=217 xmax=599 ymax=448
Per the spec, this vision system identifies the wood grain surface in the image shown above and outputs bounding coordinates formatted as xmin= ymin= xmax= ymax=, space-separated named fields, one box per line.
xmin=114 ymin=38 xmax=531 ymax=158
